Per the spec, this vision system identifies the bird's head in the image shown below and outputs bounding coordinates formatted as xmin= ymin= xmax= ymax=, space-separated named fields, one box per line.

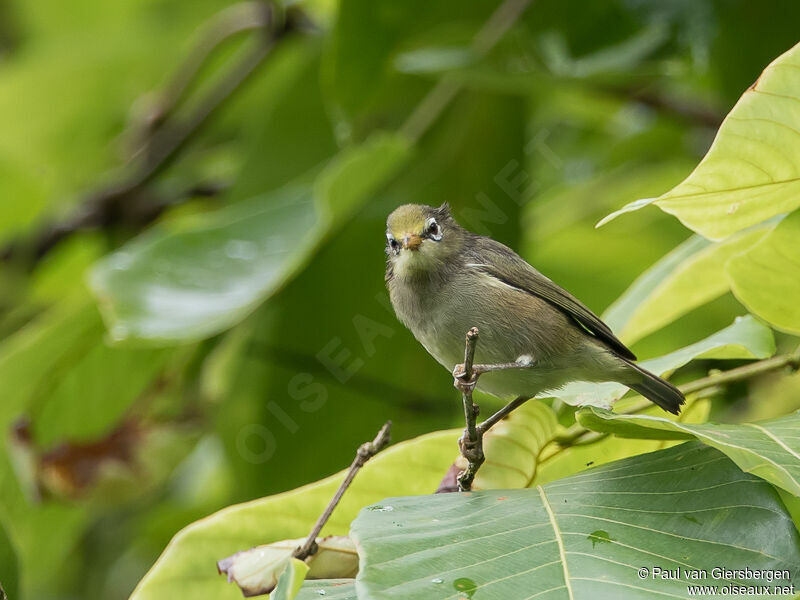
xmin=385 ymin=203 xmax=461 ymax=276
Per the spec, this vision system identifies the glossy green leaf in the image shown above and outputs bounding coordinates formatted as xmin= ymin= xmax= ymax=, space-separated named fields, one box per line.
xmin=600 ymin=42 xmax=800 ymax=240
xmin=90 ymin=134 xmax=410 ymax=344
xmin=577 ymin=407 xmax=800 ymax=496
xmin=604 ymin=228 xmax=769 ymax=344
xmin=352 ymin=443 xmax=800 ymax=600
xmin=727 ymin=210 xmax=800 ymax=334
xmin=91 ymin=186 xmax=318 ymax=344
xmin=551 ymin=315 xmax=775 ymax=408
xmin=130 ymin=430 xmax=455 ymax=600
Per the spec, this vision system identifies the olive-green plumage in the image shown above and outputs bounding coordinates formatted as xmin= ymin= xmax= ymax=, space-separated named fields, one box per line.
xmin=385 ymin=203 xmax=684 ymax=414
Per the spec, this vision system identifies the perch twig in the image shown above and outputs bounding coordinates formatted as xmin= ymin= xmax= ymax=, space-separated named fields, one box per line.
xmin=453 ymin=328 xmax=483 ymax=492
xmin=294 ymin=421 xmax=392 ymax=560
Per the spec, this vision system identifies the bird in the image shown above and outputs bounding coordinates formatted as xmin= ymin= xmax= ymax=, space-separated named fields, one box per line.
xmin=384 ymin=203 xmax=684 ymax=415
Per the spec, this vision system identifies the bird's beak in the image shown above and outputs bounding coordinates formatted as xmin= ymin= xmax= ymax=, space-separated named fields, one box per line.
xmin=401 ymin=232 xmax=422 ymax=251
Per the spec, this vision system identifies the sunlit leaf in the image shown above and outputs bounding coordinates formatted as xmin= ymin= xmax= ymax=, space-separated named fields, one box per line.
xmin=726 ymin=209 xmax=800 ymax=334
xmin=602 ymin=234 xmax=710 ymax=334
xmin=599 ymin=42 xmax=800 ymax=240
xmin=604 ymin=228 xmax=768 ymax=344
xmin=577 ymin=407 xmax=800 ymax=496
xmin=352 ymin=443 xmax=800 ymax=600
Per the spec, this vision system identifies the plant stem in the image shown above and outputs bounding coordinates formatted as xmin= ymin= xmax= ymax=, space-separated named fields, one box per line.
xmin=401 ymin=0 xmax=532 ymax=142
xmin=1 ymin=1 xmax=305 ymax=268
xmin=294 ymin=421 xmax=391 ymax=560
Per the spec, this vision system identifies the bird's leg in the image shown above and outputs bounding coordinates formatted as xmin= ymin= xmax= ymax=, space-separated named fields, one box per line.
xmin=477 ymin=395 xmax=530 ymax=435
xmin=451 ymin=341 xmax=537 ymax=491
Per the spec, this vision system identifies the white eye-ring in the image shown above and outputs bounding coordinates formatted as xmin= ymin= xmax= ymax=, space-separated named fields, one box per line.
xmin=425 ymin=217 xmax=442 ymax=241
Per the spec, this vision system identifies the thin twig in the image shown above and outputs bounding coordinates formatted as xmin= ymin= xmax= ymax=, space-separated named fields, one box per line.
xmin=400 ymin=0 xmax=532 ymax=142
xmin=141 ymin=2 xmax=274 ymax=137
xmin=294 ymin=421 xmax=392 ymax=560
xmin=1 ymin=2 xmax=305 ymax=268
xmin=477 ymin=395 xmax=530 ymax=435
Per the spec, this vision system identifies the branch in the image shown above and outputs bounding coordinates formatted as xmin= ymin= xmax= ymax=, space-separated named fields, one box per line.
xmin=606 ymin=85 xmax=724 ymax=129
xmin=294 ymin=421 xmax=391 ymax=560
xmin=1 ymin=2 xmax=308 ymax=269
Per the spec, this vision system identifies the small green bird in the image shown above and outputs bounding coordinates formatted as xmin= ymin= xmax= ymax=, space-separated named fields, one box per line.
xmin=385 ymin=203 xmax=684 ymax=414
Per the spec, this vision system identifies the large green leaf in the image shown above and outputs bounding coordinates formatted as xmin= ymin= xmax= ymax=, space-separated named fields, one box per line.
xmin=601 ymin=235 xmax=710 ymax=334
xmin=352 ymin=442 xmax=800 ymax=600
xmin=577 ymin=407 xmax=800 ymax=496
xmin=600 ymin=42 xmax=800 ymax=240
xmin=130 ymin=430 xmax=455 ymax=600
xmin=726 ymin=209 xmax=800 ymax=334
xmin=90 ymin=134 xmax=411 ymax=344
xmin=551 ymin=315 xmax=775 ymax=408
xmin=604 ymin=228 xmax=769 ymax=344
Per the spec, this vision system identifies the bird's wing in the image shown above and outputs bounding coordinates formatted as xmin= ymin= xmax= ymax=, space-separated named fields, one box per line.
xmin=468 ymin=239 xmax=636 ymax=361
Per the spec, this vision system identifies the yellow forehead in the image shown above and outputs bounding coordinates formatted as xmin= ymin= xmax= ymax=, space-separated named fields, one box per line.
xmin=387 ymin=204 xmax=431 ymax=237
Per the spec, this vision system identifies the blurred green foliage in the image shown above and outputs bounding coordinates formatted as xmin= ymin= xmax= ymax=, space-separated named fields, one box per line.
xmin=1 ymin=1 xmax=800 ymax=598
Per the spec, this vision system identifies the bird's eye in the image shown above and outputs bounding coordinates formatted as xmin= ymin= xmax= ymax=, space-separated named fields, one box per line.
xmin=386 ymin=235 xmax=399 ymax=253
xmin=425 ymin=218 xmax=442 ymax=241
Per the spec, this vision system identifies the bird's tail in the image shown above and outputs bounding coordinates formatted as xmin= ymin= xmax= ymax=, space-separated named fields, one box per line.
xmin=623 ymin=360 xmax=685 ymax=415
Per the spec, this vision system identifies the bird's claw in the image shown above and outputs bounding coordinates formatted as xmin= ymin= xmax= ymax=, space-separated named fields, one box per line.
xmin=452 ymin=363 xmax=478 ymax=392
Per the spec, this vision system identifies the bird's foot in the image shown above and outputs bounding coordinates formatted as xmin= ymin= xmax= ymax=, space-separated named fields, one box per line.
xmin=452 ymin=363 xmax=478 ymax=392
